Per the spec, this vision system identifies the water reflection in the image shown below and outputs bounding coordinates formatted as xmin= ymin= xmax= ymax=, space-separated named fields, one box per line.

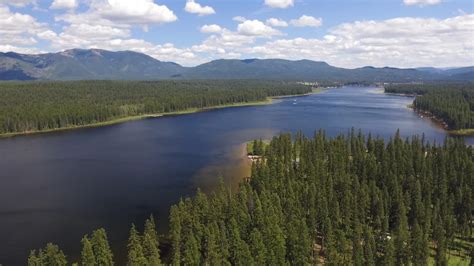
xmin=0 ymin=86 xmax=472 ymax=265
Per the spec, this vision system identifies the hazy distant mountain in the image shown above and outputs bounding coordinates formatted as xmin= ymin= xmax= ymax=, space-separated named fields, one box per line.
xmin=416 ymin=66 xmax=474 ymax=81
xmin=1 ymin=49 xmax=472 ymax=82
xmin=0 ymin=49 xmax=184 ymax=80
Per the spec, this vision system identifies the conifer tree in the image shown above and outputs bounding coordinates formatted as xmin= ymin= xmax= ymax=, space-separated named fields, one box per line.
xmin=249 ymin=228 xmax=267 ymax=265
xmin=80 ymin=235 xmax=95 ymax=266
xmin=410 ymin=220 xmax=428 ymax=265
xmin=203 ymin=226 xmax=220 ymax=265
xmin=169 ymin=205 xmax=182 ymax=266
xmin=363 ymin=226 xmax=376 ymax=266
xmin=28 ymin=243 xmax=67 ymax=266
xmin=91 ymin=228 xmax=114 ymax=266
xmin=382 ymin=237 xmax=396 ymax=266
xmin=395 ymin=198 xmax=410 ymax=265
xmin=143 ymin=215 xmax=161 ymax=265
xmin=127 ymin=224 xmax=146 ymax=266
xmin=183 ymin=233 xmax=200 ymax=265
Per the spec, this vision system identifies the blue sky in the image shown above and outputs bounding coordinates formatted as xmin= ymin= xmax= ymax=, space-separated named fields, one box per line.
xmin=0 ymin=0 xmax=473 ymax=67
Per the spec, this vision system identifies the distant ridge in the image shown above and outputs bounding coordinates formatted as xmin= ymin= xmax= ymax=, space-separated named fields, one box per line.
xmin=1 ymin=49 xmax=472 ymax=82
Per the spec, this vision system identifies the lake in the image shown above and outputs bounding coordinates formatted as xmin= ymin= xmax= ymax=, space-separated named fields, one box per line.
xmin=0 ymin=86 xmax=472 ymax=265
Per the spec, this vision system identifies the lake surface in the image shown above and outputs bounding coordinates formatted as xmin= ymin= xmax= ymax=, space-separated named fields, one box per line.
xmin=0 ymin=86 xmax=472 ymax=265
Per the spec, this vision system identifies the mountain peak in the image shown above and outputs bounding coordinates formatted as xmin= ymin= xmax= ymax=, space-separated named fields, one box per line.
xmin=1 ymin=48 xmax=473 ymax=81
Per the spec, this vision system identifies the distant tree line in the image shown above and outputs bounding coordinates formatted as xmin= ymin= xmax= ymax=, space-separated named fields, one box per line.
xmin=385 ymin=83 xmax=474 ymax=130
xmin=28 ymin=130 xmax=473 ymax=265
xmin=0 ymin=80 xmax=311 ymax=134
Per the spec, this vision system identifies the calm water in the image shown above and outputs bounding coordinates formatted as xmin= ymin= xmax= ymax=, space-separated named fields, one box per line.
xmin=0 ymin=86 xmax=472 ymax=265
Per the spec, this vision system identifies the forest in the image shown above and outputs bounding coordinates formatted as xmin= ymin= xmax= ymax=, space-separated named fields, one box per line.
xmin=384 ymin=83 xmax=474 ymax=131
xmin=0 ymin=80 xmax=311 ymax=135
xmin=28 ymin=130 xmax=473 ymax=265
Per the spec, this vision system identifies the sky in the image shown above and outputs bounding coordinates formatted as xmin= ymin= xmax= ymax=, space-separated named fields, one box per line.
xmin=0 ymin=0 xmax=473 ymax=68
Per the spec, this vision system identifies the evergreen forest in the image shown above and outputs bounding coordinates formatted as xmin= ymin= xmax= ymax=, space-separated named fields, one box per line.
xmin=0 ymin=80 xmax=311 ymax=135
xmin=385 ymin=83 xmax=474 ymax=130
xmin=28 ymin=130 xmax=473 ymax=265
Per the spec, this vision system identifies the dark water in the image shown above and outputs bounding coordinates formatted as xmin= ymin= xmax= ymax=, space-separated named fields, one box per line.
xmin=0 ymin=86 xmax=472 ymax=265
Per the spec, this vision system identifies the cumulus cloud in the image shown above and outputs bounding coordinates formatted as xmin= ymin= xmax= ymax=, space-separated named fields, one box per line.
xmin=96 ymin=0 xmax=177 ymax=25
xmin=290 ymin=15 xmax=322 ymax=27
xmin=232 ymin=16 xmax=246 ymax=22
xmin=403 ymin=0 xmax=441 ymax=6
xmin=0 ymin=5 xmax=48 ymax=48
xmin=264 ymin=0 xmax=294 ymax=9
xmin=237 ymin=20 xmax=281 ymax=36
xmin=50 ymin=0 xmax=77 ymax=9
xmin=1 ymin=0 xmax=472 ymax=69
xmin=245 ymin=14 xmax=474 ymax=68
xmin=200 ymin=24 xmax=222 ymax=33
xmin=184 ymin=0 xmax=215 ymax=16
xmin=266 ymin=18 xmax=288 ymax=27
xmin=0 ymin=0 xmax=34 ymax=7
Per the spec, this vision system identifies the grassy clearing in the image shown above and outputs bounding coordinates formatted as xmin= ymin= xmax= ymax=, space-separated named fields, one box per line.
xmin=246 ymin=139 xmax=270 ymax=155
xmin=448 ymin=128 xmax=474 ymax=136
xmin=427 ymin=235 xmax=473 ymax=266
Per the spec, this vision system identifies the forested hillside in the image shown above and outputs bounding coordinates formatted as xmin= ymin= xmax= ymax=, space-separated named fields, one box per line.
xmin=3 ymin=49 xmax=472 ymax=82
xmin=28 ymin=131 xmax=473 ymax=265
xmin=385 ymin=83 xmax=474 ymax=131
xmin=0 ymin=80 xmax=311 ymax=135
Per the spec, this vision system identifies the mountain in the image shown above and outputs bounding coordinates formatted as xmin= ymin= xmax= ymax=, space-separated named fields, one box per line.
xmin=416 ymin=66 xmax=474 ymax=81
xmin=1 ymin=49 xmax=472 ymax=82
xmin=0 ymin=49 xmax=184 ymax=80
xmin=180 ymin=59 xmax=345 ymax=80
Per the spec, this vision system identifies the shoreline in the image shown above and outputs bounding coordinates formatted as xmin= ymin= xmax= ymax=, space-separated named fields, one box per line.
xmin=0 ymin=90 xmax=322 ymax=139
xmin=384 ymin=89 xmax=474 ymax=137
xmin=408 ymin=101 xmax=474 ymax=136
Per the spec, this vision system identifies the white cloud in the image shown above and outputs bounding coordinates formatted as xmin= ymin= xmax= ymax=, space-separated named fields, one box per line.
xmin=0 ymin=5 xmax=47 ymax=48
xmin=290 ymin=15 xmax=322 ymax=27
xmin=232 ymin=16 xmax=246 ymax=22
xmin=200 ymin=24 xmax=222 ymax=33
xmin=237 ymin=20 xmax=281 ymax=36
xmin=50 ymin=0 xmax=77 ymax=9
xmin=264 ymin=0 xmax=294 ymax=9
xmin=244 ymin=14 xmax=474 ymax=68
xmin=266 ymin=18 xmax=288 ymax=27
xmin=184 ymin=0 xmax=215 ymax=16
xmin=96 ymin=0 xmax=177 ymax=25
xmin=1 ymin=0 xmax=472 ymax=69
xmin=0 ymin=0 xmax=34 ymax=7
xmin=403 ymin=0 xmax=441 ymax=6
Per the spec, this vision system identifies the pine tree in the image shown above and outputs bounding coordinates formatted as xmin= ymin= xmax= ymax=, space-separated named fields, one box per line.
xmin=91 ymin=228 xmax=114 ymax=266
xmin=169 ymin=205 xmax=182 ymax=266
xmin=249 ymin=228 xmax=267 ymax=265
xmin=363 ymin=226 xmax=376 ymax=266
xmin=182 ymin=233 xmax=200 ymax=265
xmin=382 ymin=237 xmax=396 ymax=266
xmin=352 ymin=221 xmax=364 ymax=266
xmin=203 ymin=226 xmax=220 ymax=265
xmin=127 ymin=224 xmax=147 ymax=266
xmin=410 ymin=220 xmax=428 ymax=265
xmin=28 ymin=243 xmax=67 ymax=266
xmin=80 ymin=235 xmax=95 ymax=266
xmin=433 ymin=215 xmax=447 ymax=266
xmin=229 ymin=218 xmax=253 ymax=265
xmin=28 ymin=250 xmax=41 ymax=266
xmin=395 ymin=198 xmax=410 ymax=265
xmin=143 ymin=215 xmax=161 ymax=265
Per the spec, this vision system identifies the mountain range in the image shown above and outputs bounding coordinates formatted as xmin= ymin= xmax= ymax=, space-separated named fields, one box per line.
xmin=1 ymin=49 xmax=472 ymax=82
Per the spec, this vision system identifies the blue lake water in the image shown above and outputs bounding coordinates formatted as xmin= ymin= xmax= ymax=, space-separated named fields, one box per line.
xmin=0 ymin=86 xmax=472 ymax=264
